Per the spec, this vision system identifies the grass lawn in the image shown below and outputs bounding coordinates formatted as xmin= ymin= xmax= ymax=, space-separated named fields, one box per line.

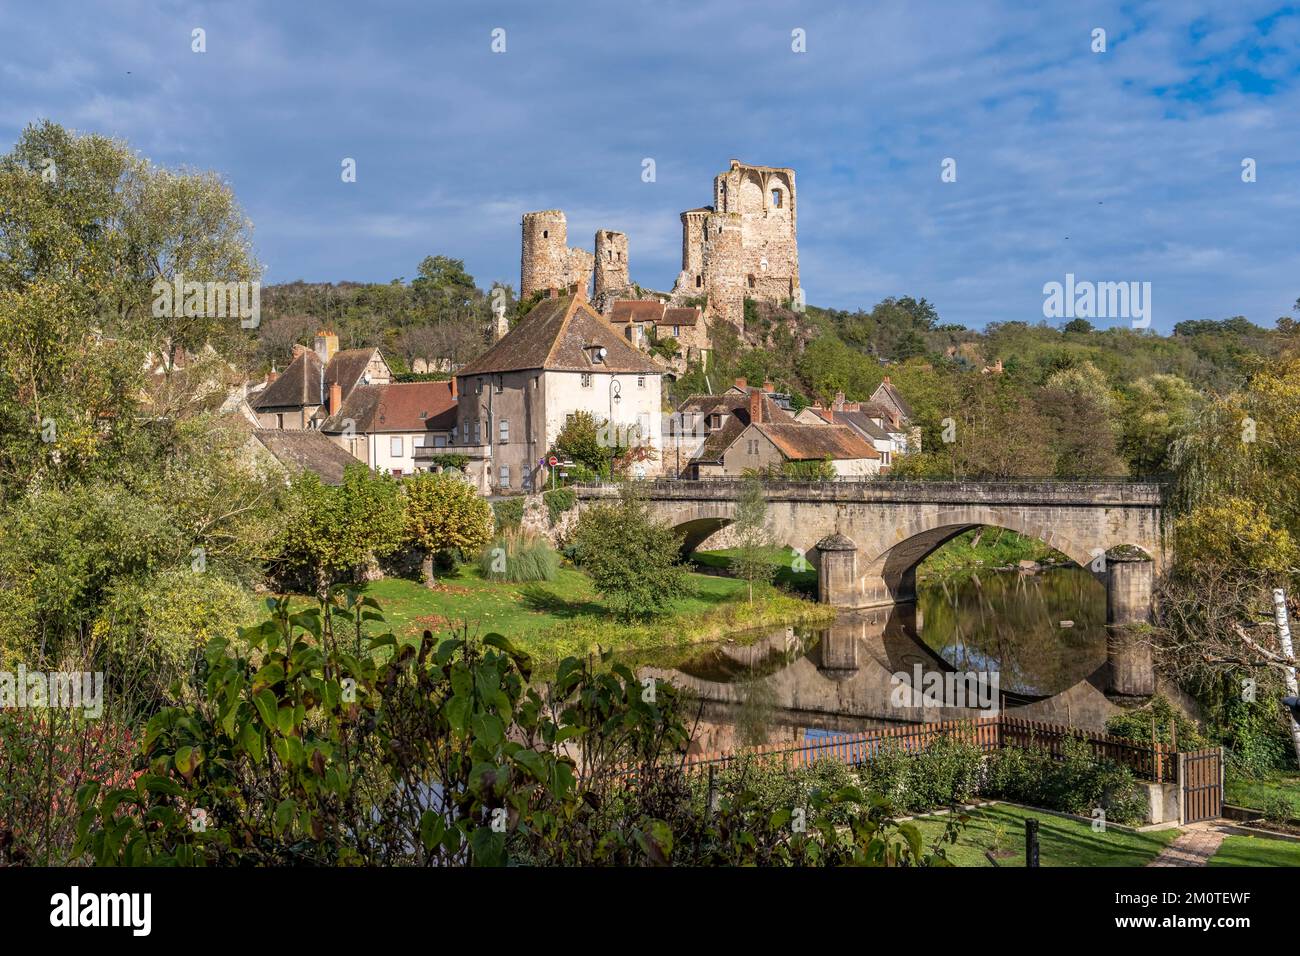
xmin=692 ymin=547 xmax=817 ymax=594
xmin=1208 ymin=833 xmax=1300 ymax=867
xmin=1224 ymin=772 xmax=1300 ymax=815
xmin=908 ymin=804 xmax=1180 ymax=867
xmin=301 ymin=563 xmax=833 ymax=663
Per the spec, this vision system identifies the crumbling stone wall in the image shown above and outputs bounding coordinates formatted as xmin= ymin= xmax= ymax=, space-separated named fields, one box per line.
xmin=593 ymin=230 xmax=629 ymax=303
xmin=521 ymin=210 xmax=594 ymax=299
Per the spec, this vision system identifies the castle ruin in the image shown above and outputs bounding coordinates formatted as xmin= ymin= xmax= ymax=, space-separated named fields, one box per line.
xmin=519 ymin=159 xmax=800 ymax=332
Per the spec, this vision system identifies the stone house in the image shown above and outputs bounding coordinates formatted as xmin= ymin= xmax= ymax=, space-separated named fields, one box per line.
xmin=320 ymin=380 xmax=458 ymax=477
xmin=608 ymin=300 xmax=709 ymax=374
xmin=250 ymin=331 xmax=391 ymax=430
xmin=675 ymin=383 xmax=879 ymax=479
xmin=450 ymin=291 xmax=664 ymax=495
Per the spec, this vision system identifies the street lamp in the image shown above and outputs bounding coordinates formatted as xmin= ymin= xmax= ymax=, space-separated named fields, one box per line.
xmin=608 ymin=376 xmax=621 ymax=480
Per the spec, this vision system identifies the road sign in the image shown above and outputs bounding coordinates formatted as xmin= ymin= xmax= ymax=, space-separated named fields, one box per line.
xmin=548 ymin=455 xmax=558 ymax=466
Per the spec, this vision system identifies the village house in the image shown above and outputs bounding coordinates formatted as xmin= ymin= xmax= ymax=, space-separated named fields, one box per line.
xmin=607 ymin=300 xmax=709 ymax=373
xmin=250 ymin=331 xmax=391 ymax=430
xmin=450 ymin=290 xmax=664 ymax=495
xmin=320 ymin=379 xmax=458 ymax=477
xmin=674 ymin=380 xmax=879 ymax=479
xmin=245 ymin=428 xmax=360 ymax=486
xmin=795 ymin=380 xmax=919 ymax=466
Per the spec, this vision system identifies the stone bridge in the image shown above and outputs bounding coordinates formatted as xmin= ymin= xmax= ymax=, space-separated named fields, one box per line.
xmin=573 ymin=479 xmax=1166 ymax=693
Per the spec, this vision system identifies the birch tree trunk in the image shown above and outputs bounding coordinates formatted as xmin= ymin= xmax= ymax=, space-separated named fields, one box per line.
xmin=1272 ymin=588 xmax=1300 ymax=770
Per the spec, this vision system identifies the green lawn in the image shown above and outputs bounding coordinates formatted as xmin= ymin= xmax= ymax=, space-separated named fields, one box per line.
xmin=692 ymin=547 xmax=818 ymax=594
xmin=908 ymin=804 xmax=1180 ymax=867
xmin=1208 ymin=833 xmax=1300 ymax=867
xmin=1224 ymin=772 xmax=1300 ymax=815
xmin=298 ymin=563 xmax=833 ymax=662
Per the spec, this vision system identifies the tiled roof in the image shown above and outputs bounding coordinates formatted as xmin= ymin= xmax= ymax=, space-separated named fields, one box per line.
xmin=756 ymin=423 xmax=879 ymax=461
xmin=610 ymin=300 xmax=665 ymax=324
xmin=871 ymin=379 xmax=914 ymax=422
xmin=456 ymin=296 xmax=661 ymax=376
xmin=321 ymin=380 xmax=456 ymax=434
xmin=252 ymin=428 xmax=358 ymax=485
xmin=252 ymin=347 xmax=382 ymax=410
xmin=660 ymin=307 xmax=700 ymax=327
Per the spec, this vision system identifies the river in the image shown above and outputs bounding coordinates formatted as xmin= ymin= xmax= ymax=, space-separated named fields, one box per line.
xmin=625 ymin=565 xmax=1122 ymax=755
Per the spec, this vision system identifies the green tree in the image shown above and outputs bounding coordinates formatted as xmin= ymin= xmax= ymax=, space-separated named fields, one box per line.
xmin=571 ymin=486 xmax=689 ymax=620
xmin=553 ymin=410 xmax=612 ymax=478
xmin=402 ymin=472 xmax=493 ymax=586
xmin=730 ymin=474 xmax=777 ymax=601
xmin=276 ymin=465 xmax=406 ymax=597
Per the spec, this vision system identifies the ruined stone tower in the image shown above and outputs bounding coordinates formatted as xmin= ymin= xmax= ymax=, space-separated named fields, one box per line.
xmin=674 ymin=159 xmax=799 ymax=327
xmin=593 ymin=229 xmax=629 ymax=304
xmin=520 ymin=210 xmax=594 ymax=300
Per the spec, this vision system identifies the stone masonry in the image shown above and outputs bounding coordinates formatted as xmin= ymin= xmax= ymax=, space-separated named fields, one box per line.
xmin=520 ymin=158 xmax=800 ymax=342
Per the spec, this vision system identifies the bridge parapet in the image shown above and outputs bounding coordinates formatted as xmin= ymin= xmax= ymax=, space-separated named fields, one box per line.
xmin=571 ymin=478 xmax=1164 ymax=508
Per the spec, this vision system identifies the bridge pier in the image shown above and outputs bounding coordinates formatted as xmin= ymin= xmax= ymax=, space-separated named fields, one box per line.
xmin=1105 ymin=554 xmax=1156 ymax=696
xmin=816 ymin=533 xmax=861 ymax=607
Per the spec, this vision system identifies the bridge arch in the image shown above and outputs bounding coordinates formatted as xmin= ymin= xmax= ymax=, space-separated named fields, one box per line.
xmin=854 ymin=506 xmax=1101 ymax=606
xmin=663 ymin=501 xmax=738 ymax=555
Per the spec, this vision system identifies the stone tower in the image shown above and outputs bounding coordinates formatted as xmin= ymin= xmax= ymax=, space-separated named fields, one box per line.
xmin=673 ymin=159 xmax=799 ymax=327
xmin=593 ymin=229 xmax=629 ymax=303
xmin=521 ymin=210 xmax=569 ymax=300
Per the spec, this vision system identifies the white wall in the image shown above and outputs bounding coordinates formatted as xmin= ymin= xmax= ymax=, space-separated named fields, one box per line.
xmin=542 ymin=370 xmax=663 ymax=476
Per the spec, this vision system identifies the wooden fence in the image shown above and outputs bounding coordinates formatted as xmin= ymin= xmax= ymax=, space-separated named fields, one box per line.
xmin=682 ymin=714 xmax=1179 ymax=783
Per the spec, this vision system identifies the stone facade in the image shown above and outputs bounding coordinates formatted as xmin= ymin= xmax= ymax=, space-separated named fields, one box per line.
xmin=520 ymin=210 xmax=594 ymax=300
xmin=519 ymin=158 xmax=800 ymax=362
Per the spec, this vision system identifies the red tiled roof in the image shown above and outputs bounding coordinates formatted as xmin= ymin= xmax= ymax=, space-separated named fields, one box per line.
xmin=321 ymin=380 xmax=456 ymax=434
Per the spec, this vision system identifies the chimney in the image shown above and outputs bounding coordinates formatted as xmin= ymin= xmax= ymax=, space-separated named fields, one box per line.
xmin=266 ymin=369 xmax=279 ymax=385
xmin=329 ymin=382 xmax=342 ymax=417
xmin=882 ymin=375 xmax=891 ymax=385
xmin=547 ymin=287 xmax=559 ymax=300
xmin=315 ymin=330 xmax=339 ymax=364
xmin=833 ymin=391 xmax=845 ymax=410
xmin=291 ymin=343 xmax=308 ymax=360
xmin=449 ymin=377 xmax=458 ymax=399
xmin=763 ymin=380 xmax=774 ymax=392
xmin=734 ymin=377 xmax=747 ymax=390
xmin=749 ymin=389 xmax=763 ymax=424
xmin=825 ymin=407 xmax=834 ymax=423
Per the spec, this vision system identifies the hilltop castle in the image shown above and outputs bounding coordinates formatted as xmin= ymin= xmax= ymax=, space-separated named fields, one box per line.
xmin=519 ymin=159 xmax=800 ymax=349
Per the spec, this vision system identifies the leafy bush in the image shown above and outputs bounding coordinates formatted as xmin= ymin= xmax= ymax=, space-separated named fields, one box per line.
xmin=984 ymin=737 xmax=1147 ymax=826
xmin=1106 ymin=695 xmax=1207 ymax=750
xmin=858 ymin=736 xmax=984 ymax=813
xmin=570 ymin=485 xmax=689 ymax=620
xmin=543 ymin=487 xmax=576 ymax=526
xmin=491 ymin=496 xmax=525 ymax=533
xmin=1217 ymin=698 xmax=1292 ymax=779
xmin=476 ymin=530 xmax=560 ymax=583
xmin=70 ymin=596 xmax=963 ymax=867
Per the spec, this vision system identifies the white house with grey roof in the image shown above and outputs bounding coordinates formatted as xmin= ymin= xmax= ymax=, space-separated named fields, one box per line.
xmin=452 ymin=291 xmax=664 ymax=494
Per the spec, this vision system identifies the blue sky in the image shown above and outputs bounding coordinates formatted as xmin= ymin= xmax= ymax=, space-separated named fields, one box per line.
xmin=2 ymin=0 xmax=1298 ymax=332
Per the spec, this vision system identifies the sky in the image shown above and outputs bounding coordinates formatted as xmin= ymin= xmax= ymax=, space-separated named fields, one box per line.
xmin=2 ymin=0 xmax=1299 ymax=333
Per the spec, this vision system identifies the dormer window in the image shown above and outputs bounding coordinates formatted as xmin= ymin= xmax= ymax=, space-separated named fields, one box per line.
xmin=585 ymin=344 xmax=607 ymax=365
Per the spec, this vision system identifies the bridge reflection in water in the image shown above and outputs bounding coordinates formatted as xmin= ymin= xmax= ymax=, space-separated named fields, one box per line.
xmin=628 ymin=566 xmax=1134 ymax=757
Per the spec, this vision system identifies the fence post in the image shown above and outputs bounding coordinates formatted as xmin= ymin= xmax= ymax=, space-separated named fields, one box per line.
xmin=1025 ymin=818 xmax=1040 ymax=868
xmin=707 ymin=763 xmax=717 ymax=817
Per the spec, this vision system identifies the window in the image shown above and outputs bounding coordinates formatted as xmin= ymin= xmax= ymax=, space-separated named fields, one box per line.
xmin=473 ymin=422 xmax=480 ymax=444
xmin=499 ymin=419 xmax=509 ymax=443
xmin=748 ymin=275 xmax=756 ymax=289
xmin=434 ymin=435 xmax=447 ymax=448
xmin=390 ymin=436 xmax=403 ymax=457
xmin=392 ymin=468 xmax=403 ymax=478
xmin=476 ymin=378 xmax=483 ymax=394
xmin=460 ymin=422 xmax=467 ymax=442
xmin=581 ymin=373 xmax=592 ymax=388
xmin=414 ymin=435 xmax=426 ymax=448
xmin=495 ymin=377 xmax=503 ymax=394
xmin=275 ymin=413 xmax=284 ymax=429
xmin=771 ymin=189 xmax=783 ymax=208
xmin=673 ymin=325 xmax=680 ymax=336
xmin=695 ymin=275 xmax=702 ymax=288
xmin=499 ymin=465 xmax=510 ymax=488
xmin=637 ymin=376 xmax=645 ymax=388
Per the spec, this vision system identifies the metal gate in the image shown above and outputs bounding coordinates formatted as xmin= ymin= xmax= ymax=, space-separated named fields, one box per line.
xmin=1180 ymin=747 xmax=1223 ymax=824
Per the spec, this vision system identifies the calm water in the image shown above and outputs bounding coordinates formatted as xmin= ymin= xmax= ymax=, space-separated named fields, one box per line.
xmin=627 ymin=565 xmax=1115 ymax=752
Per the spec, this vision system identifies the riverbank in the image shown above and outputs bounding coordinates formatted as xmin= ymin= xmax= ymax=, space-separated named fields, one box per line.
xmin=916 ymin=527 xmax=1068 ymax=583
xmin=317 ymin=564 xmax=835 ymax=662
